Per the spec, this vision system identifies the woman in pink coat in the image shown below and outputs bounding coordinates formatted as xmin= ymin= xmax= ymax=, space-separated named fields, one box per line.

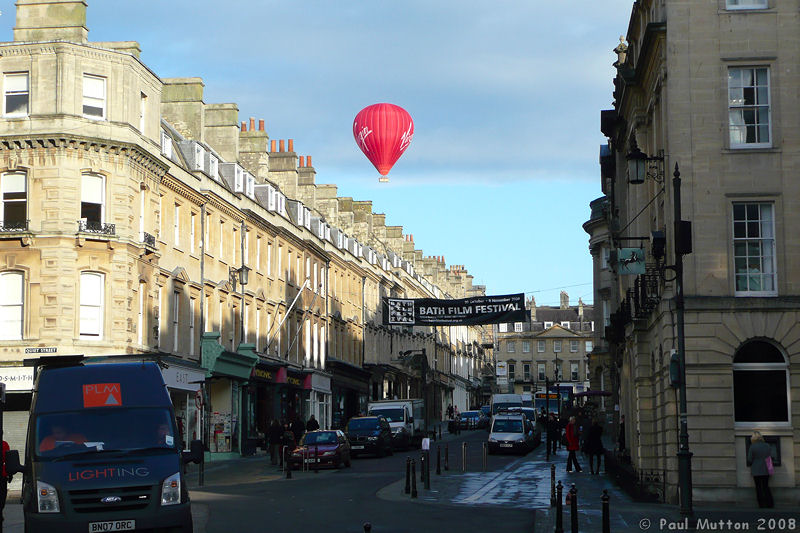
xmin=565 ymin=416 xmax=582 ymax=473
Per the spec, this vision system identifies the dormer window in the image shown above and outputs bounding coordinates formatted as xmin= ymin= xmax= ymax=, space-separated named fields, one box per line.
xmin=726 ymin=0 xmax=767 ymax=9
xmin=4 ymin=73 xmax=29 ymax=118
xmin=234 ymin=166 xmax=244 ymax=192
xmin=193 ymin=144 xmax=205 ymax=172
xmin=83 ymin=75 xmax=106 ymax=120
xmin=209 ymin=155 xmax=218 ymax=180
xmin=246 ymin=174 xmax=255 ymax=198
xmin=161 ymin=131 xmax=173 ymax=159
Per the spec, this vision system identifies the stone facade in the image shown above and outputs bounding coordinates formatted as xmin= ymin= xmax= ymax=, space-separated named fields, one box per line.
xmin=595 ymin=0 xmax=800 ymax=504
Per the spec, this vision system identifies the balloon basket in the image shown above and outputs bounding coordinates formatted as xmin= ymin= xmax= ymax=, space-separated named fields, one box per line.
xmin=379 ymin=176 xmax=389 ymax=183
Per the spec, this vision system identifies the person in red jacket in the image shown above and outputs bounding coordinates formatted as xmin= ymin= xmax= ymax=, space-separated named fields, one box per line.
xmin=1 ymin=440 xmax=10 ymax=528
xmin=565 ymin=416 xmax=583 ymax=473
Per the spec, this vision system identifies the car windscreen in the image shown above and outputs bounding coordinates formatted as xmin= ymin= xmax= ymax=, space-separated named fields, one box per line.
xmin=492 ymin=419 xmax=523 ymax=434
xmin=347 ymin=418 xmax=380 ymax=431
xmin=493 ymin=402 xmax=522 ymax=414
xmin=461 ymin=412 xmax=479 ymax=418
xmin=302 ymin=432 xmax=338 ymax=445
xmin=35 ymin=408 xmax=177 ymax=458
xmin=369 ymin=408 xmax=404 ymax=422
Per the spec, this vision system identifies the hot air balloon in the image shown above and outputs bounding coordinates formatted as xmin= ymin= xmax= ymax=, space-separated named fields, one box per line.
xmin=353 ymin=103 xmax=414 ymax=183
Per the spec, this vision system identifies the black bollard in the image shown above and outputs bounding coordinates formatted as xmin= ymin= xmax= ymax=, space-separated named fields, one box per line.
xmin=436 ymin=445 xmax=441 ymax=475
xmin=411 ymin=460 xmax=418 ymax=498
xmin=444 ymin=443 xmax=449 ymax=470
xmin=314 ymin=445 xmax=319 ymax=473
xmin=420 ymin=452 xmax=425 ymax=482
xmin=550 ymin=463 xmax=556 ymax=507
xmin=438 ymin=425 xmax=442 ymax=441
xmin=363 ymin=522 xmax=372 ymax=532
xmin=570 ymin=484 xmax=578 ymax=533
xmin=555 ymin=480 xmax=563 ymax=533
xmin=285 ymin=448 xmax=292 ymax=479
xmin=462 ymin=441 xmax=467 ymax=472
xmin=405 ymin=457 xmax=411 ymax=494
xmin=424 ymin=451 xmax=431 ymax=490
xmin=602 ymin=489 xmax=610 ymax=533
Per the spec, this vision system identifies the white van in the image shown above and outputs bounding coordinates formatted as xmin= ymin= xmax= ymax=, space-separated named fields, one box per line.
xmin=490 ymin=393 xmax=523 ymax=416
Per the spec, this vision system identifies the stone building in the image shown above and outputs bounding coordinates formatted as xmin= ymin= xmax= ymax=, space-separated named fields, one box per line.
xmin=594 ymin=0 xmax=800 ymax=504
xmin=0 ymin=0 xmax=491 ymax=463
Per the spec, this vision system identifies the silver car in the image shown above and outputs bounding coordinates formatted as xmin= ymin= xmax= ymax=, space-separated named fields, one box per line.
xmin=487 ymin=412 xmax=536 ymax=454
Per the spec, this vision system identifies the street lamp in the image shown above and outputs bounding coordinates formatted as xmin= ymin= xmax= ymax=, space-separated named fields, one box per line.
xmin=230 ymin=264 xmax=250 ymax=346
xmin=625 ymin=145 xmax=693 ymax=516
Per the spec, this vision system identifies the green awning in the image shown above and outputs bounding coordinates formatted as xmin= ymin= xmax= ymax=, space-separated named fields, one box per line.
xmin=201 ymin=333 xmax=258 ymax=380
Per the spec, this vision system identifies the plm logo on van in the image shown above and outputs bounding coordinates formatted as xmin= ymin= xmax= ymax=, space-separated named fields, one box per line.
xmin=83 ymin=383 xmax=122 ymax=408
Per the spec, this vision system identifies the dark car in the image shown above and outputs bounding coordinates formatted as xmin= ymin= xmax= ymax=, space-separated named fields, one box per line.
xmin=480 ymin=405 xmax=491 ymax=419
xmin=457 ymin=410 xmax=487 ymax=430
xmin=289 ymin=430 xmax=351 ymax=470
xmin=345 ymin=416 xmax=393 ymax=458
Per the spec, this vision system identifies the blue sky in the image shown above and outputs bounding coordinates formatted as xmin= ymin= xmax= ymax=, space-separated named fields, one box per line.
xmin=3 ymin=1 xmax=633 ymax=307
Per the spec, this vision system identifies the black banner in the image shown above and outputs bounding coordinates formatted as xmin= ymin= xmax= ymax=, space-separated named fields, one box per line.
xmin=382 ymin=293 xmax=527 ymax=326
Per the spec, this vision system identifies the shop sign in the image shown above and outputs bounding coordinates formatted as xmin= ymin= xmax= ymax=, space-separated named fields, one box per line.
xmin=252 ymin=367 xmax=274 ymax=382
xmin=310 ymin=373 xmax=331 ymax=394
xmin=161 ymin=366 xmax=204 ymax=392
xmin=0 ymin=366 xmax=34 ymax=391
xmin=286 ymin=376 xmax=303 ymax=387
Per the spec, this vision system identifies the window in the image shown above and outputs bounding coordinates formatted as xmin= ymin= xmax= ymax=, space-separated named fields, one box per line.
xmin=268 ymin=241 xmax=273 ymax=276
xmin=244 ymin=230 xmax=250 ymax=265
xmin=561 ymin=321 xmax=570 ymax=328
xmin=313 ymin=262 xmax=318 ymax=293
xmin=544 ymin=321 xmax=553 ymax=328
xmin=172 ymin=292 xmax=180 ymax=353
xmin=256 ymin=236 xmax=261 ymax=270
xmin=244 ymin=303 xmax=249 ymax=344
xmin=554 ymin=341 xmax=562 ymax=353
xmin=523 ymin=363 xmax=531 ymax=381
xmin=219 ymin=220 xmax=225 ymax=260
xmin=554 ymin=363 xmax=562 ymax=381
xmin=522 ymin=341 xmax=530 ymax=353
xmin=1 ymin=171 xmax=26 ymax=230
xmin=499 ymin=323 xmax=508 ymax=333
xmin=733 ymin=340 xmax=788 ymax=423
xmin=537 ymin=340 xmax=545 ymax=353
xmin=137 ymin=282 xmax=145 ymax=345
xmin=537 ymin=363 xmax=546 ymax=381
xmin=733 ymin=203 xmax=776 ymax=294
xmin=728 ymin=67 xmax=770 ymax=148
xmin=601 ymin=246 xmax=610 ymax=270
xmin=570 ymin=340 xmax=579 ymax=352
xmin=507 ymin=341 xmax=515 ymax=353
xmin=161 ymin=131 xmax=173 ymax=158
xmin=139 ymin=92 xmax=147 ymax=133
xmin=295 ymin=254 xmax=301 ymax=285
xmin=190 ymin=212 xmax=196 ymax=253
xmin=305 ymin=257 xmax=311 ymax=284
xmin=570 ymin=362 xmax=579 ymax=381
xmin=80 ymin=173 xmax=105 ymax=225
xmin=173 ymin=204 xmax=181 ymax=247
xmin=189 ymin=297 xmax=196 ymax=355
xmin=726 ymin=0 xmax=767 ymax=9
xmin=320 ymin=266 xmax=326 ymax=295
xmin=4 ymin=73 xmax=29 ymax=117
xmin=508 ymin=363 xmax=515 ymax=380
xmin=83 ymin=75 xmax=106 ymax=119
xmin=277 ymin=244 xmax=283 ymax=277
xmin=255 ymin=308 xmax=261 ymax=352
xmin=79 ymin=272 xmax=104 ymax=337
xmin=585 ymin=341 xmax=593 ymax=353
xmin=0 ymin=271 xmax=24 ymax=340
xmin=209 ymin=155 xmax=218 ymax=179
xmin=514 ymin=322 xmax=523 ymax=332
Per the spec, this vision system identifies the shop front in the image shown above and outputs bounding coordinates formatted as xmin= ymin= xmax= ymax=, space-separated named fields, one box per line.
xmin=201 ymin=334 xmax=258 ymax=459
xmin=247 ymin=358 xmax=284 ymax=450
xmin=0 ymin=365 xmax=34 ymax=493
xmin=160 ymin=358 xmax=206 ymax=450
xmin=328 ymin=358 xmax=370 ymax=430
xmin=303 ymin=370 xmax=332 ymax=429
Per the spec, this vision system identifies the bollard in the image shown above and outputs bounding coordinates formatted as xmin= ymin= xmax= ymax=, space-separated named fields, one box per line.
xmin=314 ymin=445 xmax=319 ymax=473
xmin=482 ymin=442 xmax=488 ymax=472
xmin=420 ymin=452 xmax=426 ymax=482
xmin=462 ymin=441 xmax=467 ymax=472
xmin=570 ymin=484 xmax=578 ymax=533
xmin=550 ymin=463 xmax=556 ymax=507
xmin=285 ymin=448 xmax=292 ymax=479
xmin=405 ymin=457 xmax=411 ymax=494
xmin=436 ymin=446 xmax=441 ymax=475
xmin=363 ymin=523 xmax=372 ymax=533
xmin=424 ymin=451 xmax=431 ymax=490
xmin=555 ymin=480 xmax=563 ymax=533
xmin=602 ymin=489 xmax=610 ymax=533
xmin=438 ymin=425 xmax=442 ymax=441
xmin=444 ymin=444 xmax=449 ymax=471
xmin=411 ymin=460 xmax=418 ymax=498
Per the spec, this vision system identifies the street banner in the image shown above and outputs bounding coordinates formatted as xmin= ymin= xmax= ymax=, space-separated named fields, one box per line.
xmin=383 ymin=293 xmax=527 ymax=326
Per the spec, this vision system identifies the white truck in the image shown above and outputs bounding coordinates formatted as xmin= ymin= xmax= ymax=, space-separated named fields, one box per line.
xmin=367 ymin=399 xmax=426 ymax=449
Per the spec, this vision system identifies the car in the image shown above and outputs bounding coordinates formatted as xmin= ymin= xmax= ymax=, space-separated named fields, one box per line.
xmin=480 ymin=405 xmax=491 ymax=419
xmin=345 ymin=416 xmax=393 ymax=458
xmin=457 ymin=410 xmax=487 ymax=430
xmin=487 ymin=411 xmax=537 ymax=455
xmin=289 ymin=430 xmax=351 ymax=470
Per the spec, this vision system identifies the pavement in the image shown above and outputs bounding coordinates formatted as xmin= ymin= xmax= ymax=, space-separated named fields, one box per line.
xmin=3 ymin=426 xmax=798 ymax=532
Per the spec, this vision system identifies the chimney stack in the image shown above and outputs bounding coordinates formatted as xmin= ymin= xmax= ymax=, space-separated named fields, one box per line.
xmin=271 ymin=140 xmax=277 ymax=152
xmin=241 ymin=121 xmax=247 ymax=131
xmin=279 ymin=139 xmax=285 ymax=152
xmin=288 ymin=139 xmax=294 ymax=152
xmin=259 ymin=119 xmax=265 ymax=131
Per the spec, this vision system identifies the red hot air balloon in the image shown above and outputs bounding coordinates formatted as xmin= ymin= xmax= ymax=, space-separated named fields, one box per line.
xmin=353 ymin=103 xmax=414 ymax=182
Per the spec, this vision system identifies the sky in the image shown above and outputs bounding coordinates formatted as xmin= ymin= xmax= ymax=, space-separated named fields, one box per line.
xmin=2 ymin=1 xmax=634 ymax=307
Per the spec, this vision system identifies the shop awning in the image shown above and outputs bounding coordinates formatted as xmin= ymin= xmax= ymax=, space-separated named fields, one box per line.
xmin=327 ymin=358 xmax=370 ymax=395
xmin=201 ymin=334 xmax=258 ymax=381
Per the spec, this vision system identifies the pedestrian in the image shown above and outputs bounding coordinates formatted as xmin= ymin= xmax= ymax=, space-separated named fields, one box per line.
xmin=291 ymin=415 xmax=305 ymax=444
xmin=280 ymin=422 xmax=296 ymax=467
xmin=547 ymin=413 xmax=559 ymax=455
xmin=306 ymin=414 xmax=320 ymax=432
xmin=747 ymin=430 xmax=776 ymax=508
xmin=584 ymin=418 xmax=604 ymax=474
xmin=565 ymin=416 xmax=582 ymax=473
xmin=446 ymin=404 xmax=454 ymax=420
xmin=0 ymin=440 xmax=11 ymax=529
xmin=268 ymin=419 xmax=283 ymax=466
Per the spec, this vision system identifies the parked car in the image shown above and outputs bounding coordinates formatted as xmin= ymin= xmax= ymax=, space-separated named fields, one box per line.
xmin=289 ymin=430 xmax=351 ymax=470
xmin=457 ymin=410 xmax=487 ymax=430
xmin=519 ymin=407 xmax=542 ymax=445
xmin=487 ymin=411 xmax=537 ymax=455
xmin=480 ymin=405 xmax=491 ymax=419
xmin=345 ymin=416 xmax=393 ymax=458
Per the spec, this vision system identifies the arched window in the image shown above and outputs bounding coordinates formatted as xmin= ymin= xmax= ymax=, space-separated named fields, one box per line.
xmin=733 ymin=340 xmax=789 ymax=423
xmin=0 ymin=271 xmax=24 ymax=340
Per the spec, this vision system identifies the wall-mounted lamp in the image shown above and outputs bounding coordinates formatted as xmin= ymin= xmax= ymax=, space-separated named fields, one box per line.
xmin=626 ymin=140 xmax=665 ymax=185
xmin=229 ymin=265 xmax=250 ymax=289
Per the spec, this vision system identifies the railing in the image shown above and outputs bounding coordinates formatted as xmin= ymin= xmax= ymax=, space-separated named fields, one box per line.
xmin=142 ymin=232 xmax=156 ymax=247
xmin=0 ymin=220 xmax=28 ymax=232
xmin=78 ymin=220 xmax=116 ymax=236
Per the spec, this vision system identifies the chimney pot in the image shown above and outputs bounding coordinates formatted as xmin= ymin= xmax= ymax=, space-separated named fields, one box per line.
xmin=249 ymin=117 xmax=256 ymax=131
xmin=288 ymin=139 xmax=294 ymax=152
xmin=241 ymin=121 xmax=247 ymax=131
xmin=299 ymin=156 xmax=305 ymax=167
xmin=279 ymin=139 xmax=285 ymax=152
xmin=271 ymin=140 xmax=277 ymax=152
xmin=307 ymin=156 xmax=312 ymax=167
xmin=259 ymin=119 xmax=265 ymax=131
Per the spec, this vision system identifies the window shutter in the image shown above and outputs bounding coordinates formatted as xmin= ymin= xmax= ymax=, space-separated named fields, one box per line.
xmin=81 ymin=174 xmax=104 ymax=204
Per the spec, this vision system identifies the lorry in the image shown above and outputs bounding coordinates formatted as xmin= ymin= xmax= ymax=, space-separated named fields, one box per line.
xmin=490 ymin=393 xmax=523 ymax=416
xmin=366 ymin=399 xmax=425 ymax=449
xmin=11 ymin=356 xmax=202 ymax=533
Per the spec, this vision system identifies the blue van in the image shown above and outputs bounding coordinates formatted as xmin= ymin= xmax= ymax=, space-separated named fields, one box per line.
xmin=14 ymin=358 xmax=200 ymax=533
